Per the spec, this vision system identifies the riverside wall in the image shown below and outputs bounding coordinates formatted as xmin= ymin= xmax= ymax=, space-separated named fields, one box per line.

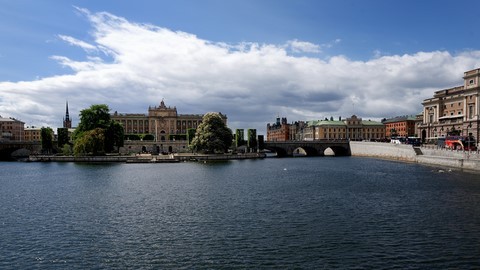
xmin=350 ymin=141 xmax=480 ymax=172
xmin=28 ymin=152 xmax=265 ymax=163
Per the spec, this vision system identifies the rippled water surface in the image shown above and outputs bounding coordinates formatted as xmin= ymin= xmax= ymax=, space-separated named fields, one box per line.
xmin=1 ymin=157 xmax=480 ymax=269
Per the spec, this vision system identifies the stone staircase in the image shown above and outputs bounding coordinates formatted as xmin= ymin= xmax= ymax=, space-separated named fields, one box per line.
xmin=413 ymin=147 xmax=423 ymax=155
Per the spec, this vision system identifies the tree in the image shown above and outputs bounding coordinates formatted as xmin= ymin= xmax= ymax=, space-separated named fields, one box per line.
xmin=73 ymin=128 xmax=105 ymax=156
xmin=190 ymin=112 xmax=233 ymax=154
xmin=247 ymin=129 xmax=257 ymax=152
xmin=235 ymin=129 xmax=246 ymax=148
xmin=104 ymin=121 xmax=124 ymax=152
xmin=41 ymin=127 xmax=54 ymax=154
xmin=57 ymin=127 xmax=69 ymax=148
xmin=187 ymin=128 xmax=196 ymax=145
xmin=73 ymin=104 xmax=124 ymax=155
xmin=143 ymin=134 xmax=155 ymax=141
xmin=75 ymin=104 xmax=111 ymax=134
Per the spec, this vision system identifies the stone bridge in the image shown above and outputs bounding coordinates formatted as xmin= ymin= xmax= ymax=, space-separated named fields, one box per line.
xmin=263 ymin=140 xmax=351 ymax=157
xmin=0 ymin=141 xmax=42 ymax=160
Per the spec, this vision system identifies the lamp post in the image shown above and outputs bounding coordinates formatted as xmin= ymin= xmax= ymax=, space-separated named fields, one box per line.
xmin=466 ymin=122 xmax=472 ymax=151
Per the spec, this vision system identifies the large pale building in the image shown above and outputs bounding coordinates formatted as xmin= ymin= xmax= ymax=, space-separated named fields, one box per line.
xmin=419 ymin=68 xmax=480 ymax=144
xmin=111 ymin=100 xmax=227 ymax=142
xmin=303 ymin=115 xmax=384 ymax=141
xmin=0 ymin=116 xmax=24 ymax=141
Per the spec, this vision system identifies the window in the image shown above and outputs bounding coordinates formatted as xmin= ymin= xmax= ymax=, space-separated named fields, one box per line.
xmin=469 ymin=105 xmax=474 ymax=119
xmin=469 ymin=79 xmax=475 ymax=85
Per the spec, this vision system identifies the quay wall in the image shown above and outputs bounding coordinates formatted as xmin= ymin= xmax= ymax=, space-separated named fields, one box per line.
xmin=349 ymin=141 xmax=417 ymax=162
xmin=350 ymin=141 xmax=480 ymax=172
xmin=28 ymin=152 xmax=265 ymax=163
xmin=30 ymin=155 xmax=129 ymax=162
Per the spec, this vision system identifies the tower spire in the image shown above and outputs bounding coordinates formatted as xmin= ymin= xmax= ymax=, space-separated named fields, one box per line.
xmin=63 ymin=101 xmax=72 ymax=128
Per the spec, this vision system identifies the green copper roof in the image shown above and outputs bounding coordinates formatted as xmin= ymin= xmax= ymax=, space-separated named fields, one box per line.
xmin=362 ymin=120 xmax=384 ymax=126
xmin=307 ymin=120 xmax=346 ymax=127
xmin=306 ymin=119 xmax=384 ymax=127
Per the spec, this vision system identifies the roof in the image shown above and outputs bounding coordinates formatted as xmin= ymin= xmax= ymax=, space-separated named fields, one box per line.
xmin=382 ymin=115 xmax=416 ymax=124
xmin=0 ymin=117 xmax=24 ymax=123
xmin=362 ymin=120 xmax=384 ymax=126
xmin=307 ymin=120 xmax=346 ymax=127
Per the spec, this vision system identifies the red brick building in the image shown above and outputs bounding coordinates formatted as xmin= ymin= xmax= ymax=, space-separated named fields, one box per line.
xmin=266 ymin=117 xmax=290 ymax=141
xmin=383 ymin=115 xmax=417 ymax=138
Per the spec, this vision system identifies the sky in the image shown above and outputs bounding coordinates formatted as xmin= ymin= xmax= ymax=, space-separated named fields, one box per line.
xmin=1 ymin=0 xmax=480 ymax=135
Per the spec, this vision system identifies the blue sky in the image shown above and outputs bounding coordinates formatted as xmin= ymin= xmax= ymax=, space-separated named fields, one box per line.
xmin=1 ymin=0 xmax=480 ymax=133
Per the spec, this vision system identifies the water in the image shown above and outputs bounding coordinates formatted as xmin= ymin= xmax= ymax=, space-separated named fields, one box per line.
xmin=1 ymin=157 xmax=480 ymax=269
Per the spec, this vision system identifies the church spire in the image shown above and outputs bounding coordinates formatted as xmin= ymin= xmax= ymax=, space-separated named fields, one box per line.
xmin=63 ymin=101 xmax=72 ymax=128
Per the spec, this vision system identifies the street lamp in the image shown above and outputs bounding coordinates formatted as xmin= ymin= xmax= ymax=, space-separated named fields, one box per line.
xmin=466 ymin=122 xmax=472 ymax=151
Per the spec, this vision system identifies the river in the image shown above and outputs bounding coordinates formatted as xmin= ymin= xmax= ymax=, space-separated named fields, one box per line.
xmin=1 ymin=157 xmax=479 ymax=269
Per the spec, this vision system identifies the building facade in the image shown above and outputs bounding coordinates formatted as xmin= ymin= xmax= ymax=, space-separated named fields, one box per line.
xmin=266 ymin=117 xmax=290 ymax=141
xmin=24 ymin=126 xmax=42 ymax=142
xmin=268 ymin=115 xmax=385 ymax=142
xmin=0 ymin=116 xmax=24 ymax=141
xmin=303 ymin=115 xmax=384 ymax=141
xmin=419 ymin=68 xmax=480 ymax=144
xmin=383 ymin=115 xmax=417 ymax=138
xmin=111 ymin=100 xmax=227 ymax=142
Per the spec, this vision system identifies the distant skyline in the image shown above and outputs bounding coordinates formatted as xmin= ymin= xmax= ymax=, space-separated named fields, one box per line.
xmin=1 ymin=0 xmax=480 ymax=134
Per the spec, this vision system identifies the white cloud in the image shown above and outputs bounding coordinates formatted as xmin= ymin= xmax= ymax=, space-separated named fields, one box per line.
xmin=58 ymin=35 xmax=98 ymax=52
xmin=287 ymin=39 xmax=321 ymax=53
xmin=1 ymin=9 xmax=480 ymax=134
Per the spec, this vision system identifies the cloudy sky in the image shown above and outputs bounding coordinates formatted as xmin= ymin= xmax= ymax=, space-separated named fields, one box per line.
xmin=1 ymin=0 xmax=480 ymax=134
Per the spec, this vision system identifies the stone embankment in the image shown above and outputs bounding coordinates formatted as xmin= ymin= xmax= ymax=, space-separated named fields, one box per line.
xmin=29 ymin=152 xmax=266 ymax=163
xmin=350 ymin=141 xmax=480 ymax=172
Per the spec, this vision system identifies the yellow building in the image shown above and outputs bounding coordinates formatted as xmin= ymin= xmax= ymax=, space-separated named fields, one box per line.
xmin=24 ymin=126 xmax=42 ymax=142
xmin=304 ymin=115 xmax=385 ymax=141
xmin=112 ymin=100 xmax=227 ymax=142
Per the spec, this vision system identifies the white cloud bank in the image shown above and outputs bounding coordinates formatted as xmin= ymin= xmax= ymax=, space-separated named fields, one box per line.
xmin=1 ymin=7 xmax=480 ymax=134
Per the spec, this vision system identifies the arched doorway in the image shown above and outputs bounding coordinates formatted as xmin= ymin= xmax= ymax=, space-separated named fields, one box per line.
xmin=421 ymin=129 xmax=427 ymax=143
xmin=160 ymin=130 xmax=166 ymax=142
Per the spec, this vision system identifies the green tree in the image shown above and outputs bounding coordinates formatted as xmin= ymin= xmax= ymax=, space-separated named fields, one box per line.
xmin=75 ymin=104 xmax=111 ymax=134
xmin=235 ymin=129 xmax=246 ymax=147
xmin=247 ymin=129 xmax=257 ymax=152
xmin=73 ymin=104 xmax=124 ymax=155
xmin=104 ymin=121 xmax=124 ymax=152
xmin=41 ymin=127 xmax=54 ymax=154
xmin=190 ymin=112 xmax=233 ymax=154
xmin=73 ymin=128 xmax=105 ymax=156
xmin=62 ymin=144 xmax=73 ymax=156
xmin=143 ymin=134 xmax=155 ymax=141
xmin=187 ymin=128 xmax=196 ymax=145
xmin=57 ymin=127 xmax=69 ymax=148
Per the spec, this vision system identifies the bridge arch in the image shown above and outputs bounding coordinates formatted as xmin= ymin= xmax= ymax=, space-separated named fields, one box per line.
xmin=263 ymin=140 xmax=351 ymax=157
xmin=300 ymin=146 xmax=320 ymax=156
xmin=264 ymin=146 xmax=288 ymax=157
xmin=328 ymin=145 xmax=351 ymax=156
